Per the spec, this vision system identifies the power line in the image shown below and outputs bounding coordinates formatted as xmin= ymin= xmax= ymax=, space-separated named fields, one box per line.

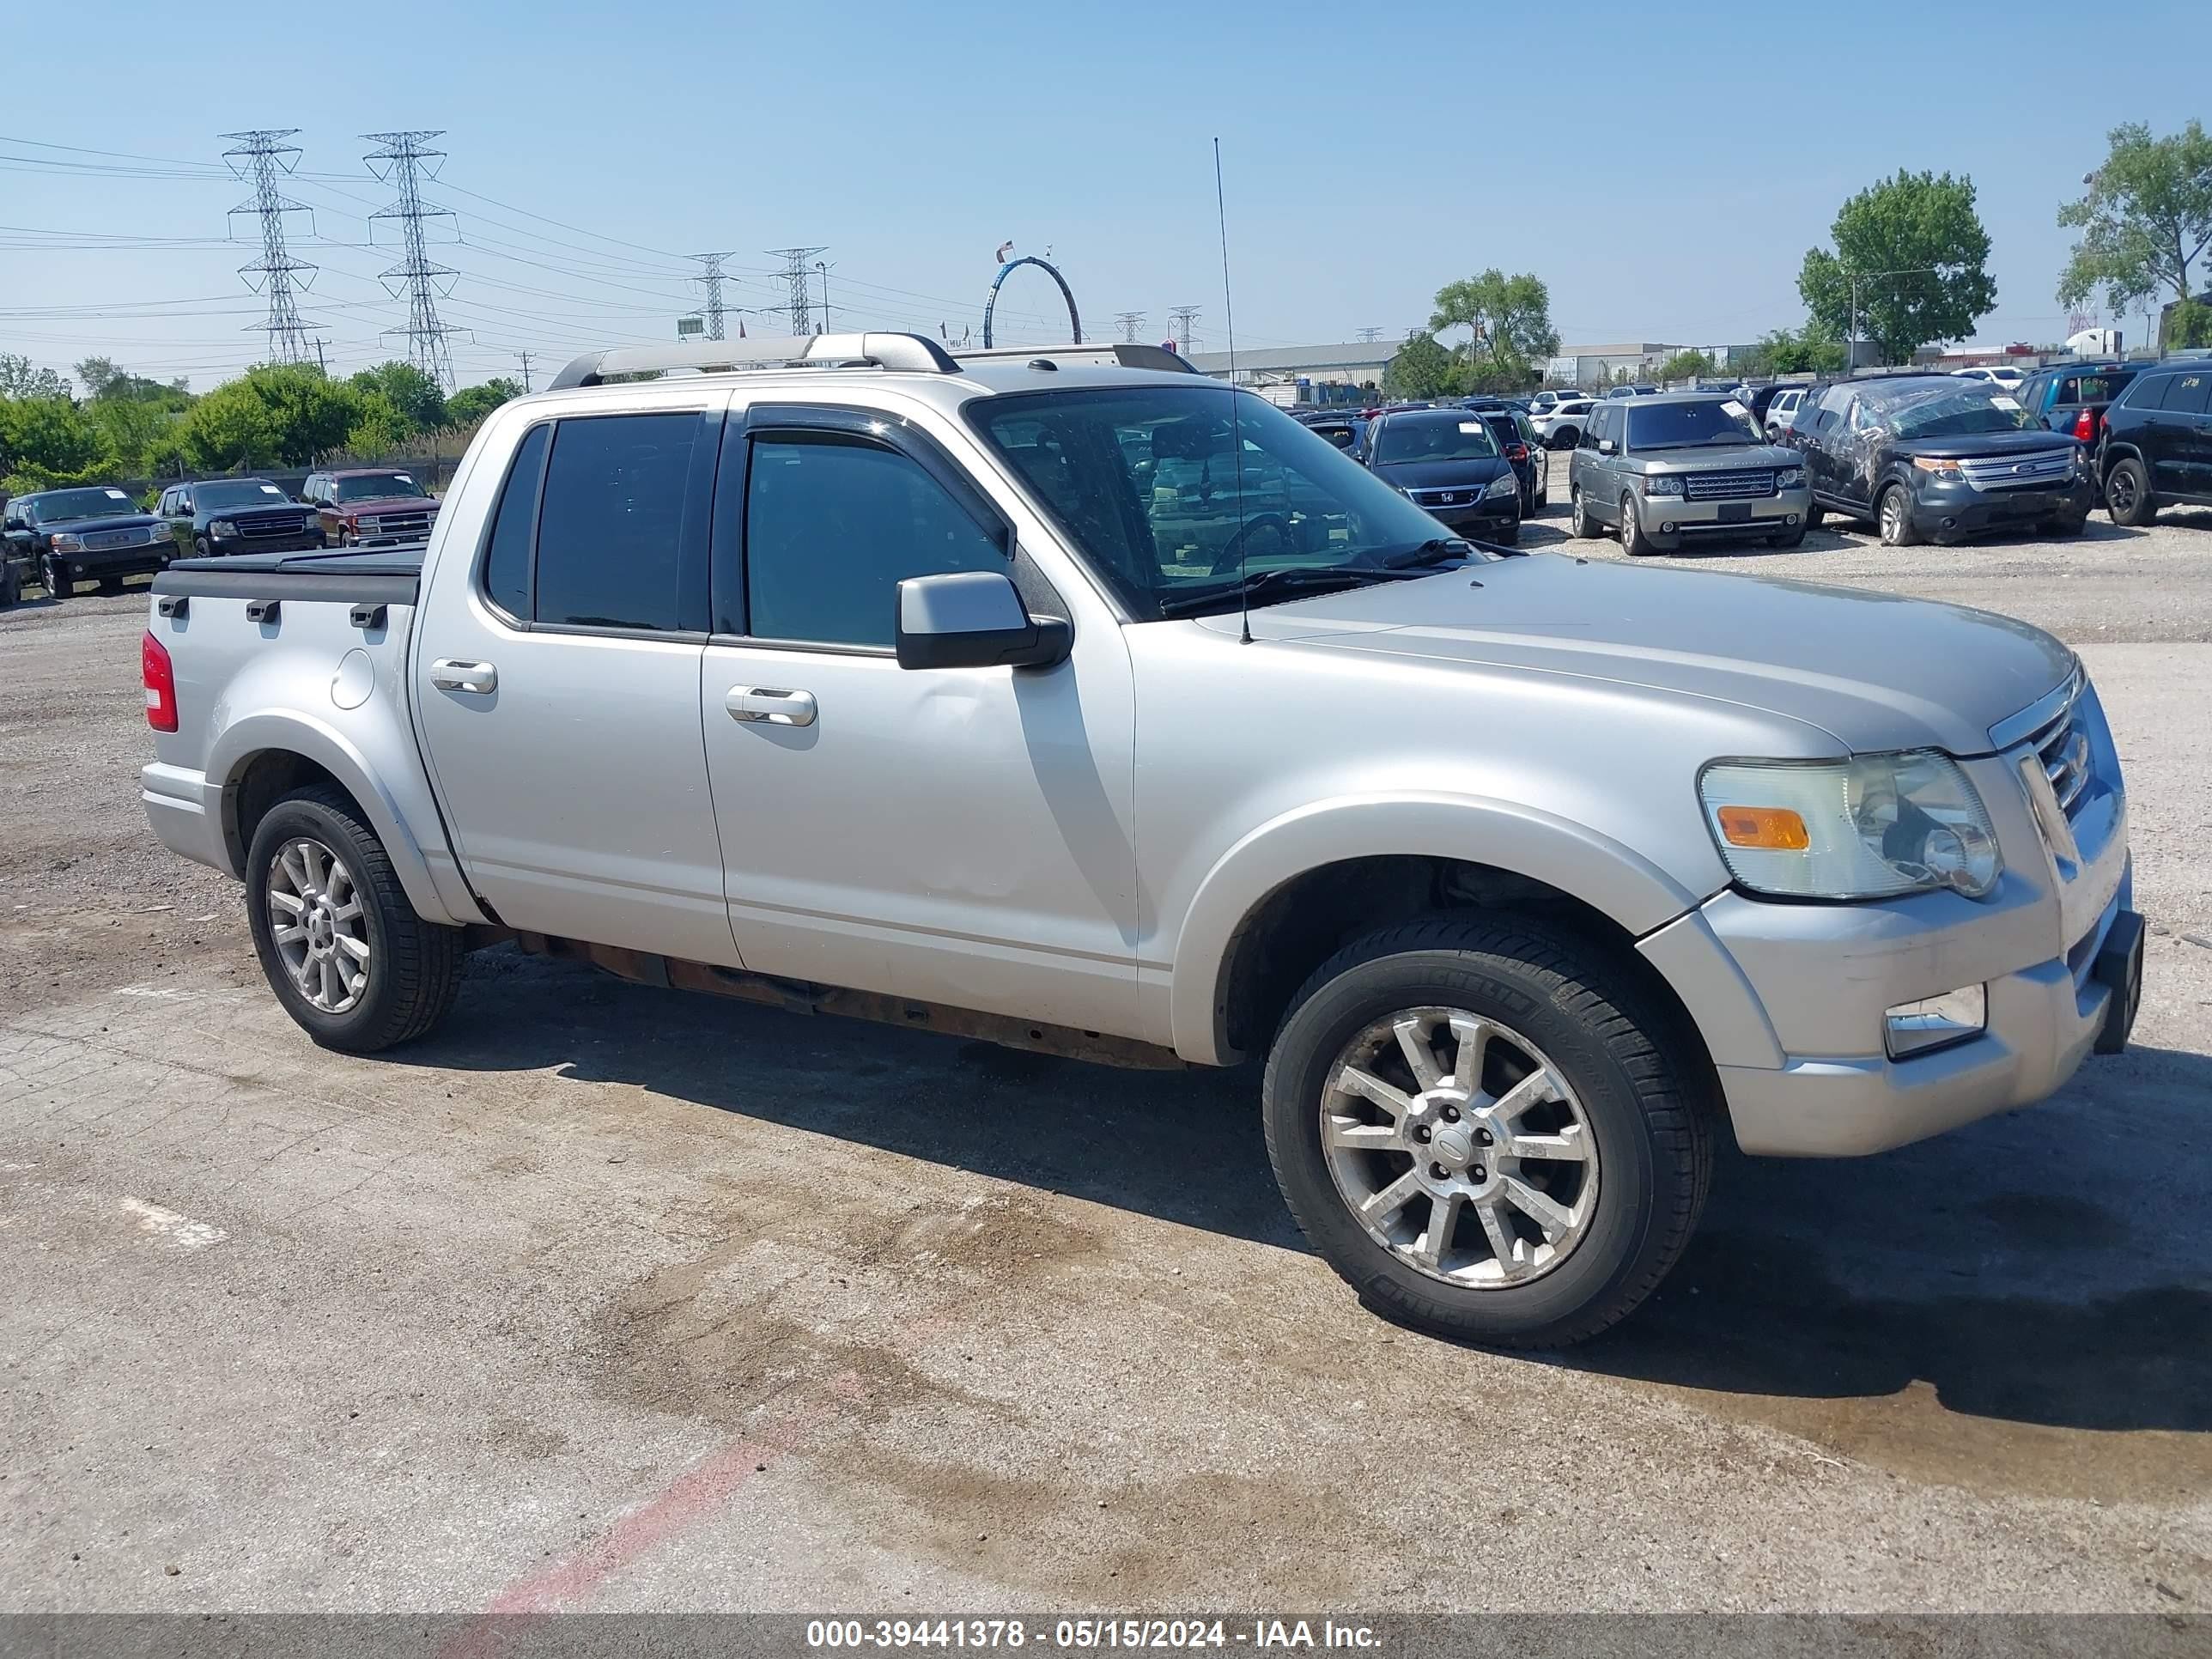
xmin=766 ymin=246 xmax=827 ymax=335
xmin=1114 ymin=310 xmax=1146 ymax=343
xmin=691 ymin=252 xmax=736 ymax=341
xmin=363 ymin=130 xmax=460 ymax=390
xmin=220 ymin=130 xmax=318 ymax=364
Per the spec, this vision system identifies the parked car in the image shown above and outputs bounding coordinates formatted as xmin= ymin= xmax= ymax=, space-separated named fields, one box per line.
xmin=1528 ymin=390 xmax=1582 ymax=416
xmin=2097 ymin=360 xmax=2212 ymax=526
xmin=1752 ymin=385 xmax=1804 ymax=437
xmin=1360 ymin=406 xmax=1522 ymax=542
xmin=139 ymin=330 xmax=2142 ymax=1351
xmin=1467 ymin=406 xmax=1548 ymax=513
xmin=2 ymin=485 xmax=171 ymax=599
xmin=1531 ymin=397 xmax=1596 ymax=450
xmin=1301 ymin=414 xmax=1369 ymax=455
xmin=158 ymin=478 xmax=325 ymax=560
xmin=1781 ymin=374 xmax=2093 ymax=544
xmin=1603 ymin=384 xmax=1662 ymax=399
xmin=2013 ymin=363 xmax=2139 ymax=448
xmin=1952 ymin=365 xmax=2027 ymax=391
xmin=1567 ymin=392 xmax=1811 ymax=552
xmin=301 ymin=469 xmax=441 ymax=548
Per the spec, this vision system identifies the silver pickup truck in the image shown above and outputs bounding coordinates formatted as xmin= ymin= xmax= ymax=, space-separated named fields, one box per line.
xmin=139 ymin=331 xmax=2143 ymax=1348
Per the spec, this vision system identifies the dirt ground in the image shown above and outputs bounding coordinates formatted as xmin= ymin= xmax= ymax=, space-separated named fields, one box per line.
xmin=3 ymin=490 xmax=2209 ymax=1617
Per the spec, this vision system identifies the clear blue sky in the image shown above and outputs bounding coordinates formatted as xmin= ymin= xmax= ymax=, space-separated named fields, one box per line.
xmin=3 ymin=0 xmax=2204 ymax=390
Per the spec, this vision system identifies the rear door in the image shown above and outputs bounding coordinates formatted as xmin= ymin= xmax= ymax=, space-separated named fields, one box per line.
xmin=2151 ymin=369 xmax=2212 ymax=496
xmin=411 ymin=392 xmax=737 ymax=964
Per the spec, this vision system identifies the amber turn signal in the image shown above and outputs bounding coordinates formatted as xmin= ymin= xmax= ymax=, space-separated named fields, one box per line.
xmin=1714 ymin=805 xmax=1809 ymax=850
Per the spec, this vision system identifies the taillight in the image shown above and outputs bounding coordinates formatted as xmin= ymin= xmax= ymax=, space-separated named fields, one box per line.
xmin=143 ymin=629 xmax=178 ymax=732
xmin=2073 ymin=408 xmax=2096 ymax=442
xmin=1506 ymin=443 xmax=1529 ymax=461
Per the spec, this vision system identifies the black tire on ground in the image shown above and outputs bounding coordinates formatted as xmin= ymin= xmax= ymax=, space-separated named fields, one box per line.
xmin=1498 ymin=514 xmax=1521 ymax=545
xmin=1767 ymin=519 xmax=1808 ymax=549
xmin=1551 ymin=427 xmax=1579 ymax=451
xmin=44 ymin=556 xmax=70 ymax=599
xmin=1620 ymin=492 xmax=1658 ymax=556
xmin=1261 ymin=915 xmax=1714 ymax=1349
xmin=2103 ymin=456 xmax=2154 ymax=527
xmin=1877 ymin=483 xmax=1921 ymax=547
xmin=1804 ymin=501 xmax=1825 ymax=533
xmin=245 ymin=786 xmax=465 ymax=1054
xmin=2043 ymin=509 xmax=2090 ymax=538
xmin=194 ymin=536 xmax=212 ymax=560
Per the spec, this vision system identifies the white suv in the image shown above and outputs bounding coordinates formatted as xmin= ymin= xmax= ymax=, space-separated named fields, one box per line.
xmin=1952 ymin=365 xmax=2026 ymax=391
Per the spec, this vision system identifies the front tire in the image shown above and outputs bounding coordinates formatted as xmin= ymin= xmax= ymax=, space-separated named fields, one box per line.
xmin=246 ymin=787 xmax=464 ymax=1054
xmin=1619 ymin=492 xmax=1658 ymax=556
xmin=2103 ymin=456 xmax=2154 ymax=526
xmin=1569 ymin=488 xmax=1595 ymax=539
xmin=44 ymin=556 xmax=70 ymax=599
xmin=1877 ymin=483 xmax=1921 ymax=547
xmin=1262 ymin=917 xmax=1712 ymax=1348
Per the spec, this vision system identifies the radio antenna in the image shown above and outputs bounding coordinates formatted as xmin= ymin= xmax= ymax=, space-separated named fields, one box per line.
xmin=1214 ymin=137 xmax=1250 ymax=646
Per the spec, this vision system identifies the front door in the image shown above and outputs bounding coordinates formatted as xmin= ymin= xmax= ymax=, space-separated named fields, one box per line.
xmin=2150 ymin=368 xmax=2212 ymax=497
xmin=411 ymin=397 xmax=738 ymax=965
xmin=699 ymin=404 xmax=1139 ymax=1037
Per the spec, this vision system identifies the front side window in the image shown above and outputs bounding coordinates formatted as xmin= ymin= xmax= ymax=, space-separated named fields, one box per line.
xmin=969 ymin=386 xmax=1495 ymax=622
xmin=533 ymin=414 xmax=701 ymax=631
xmin=744 ymin=435 xmax=1006 ymax=648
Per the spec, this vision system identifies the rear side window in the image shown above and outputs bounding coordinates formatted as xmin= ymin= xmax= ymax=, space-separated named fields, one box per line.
xmin=534 ymin=414 xmax=702 ymax=631
xmin=481 ymin=422 xmax=549 ymax=621
xmin=2157 ymin=373 xmax=2210 ymax=416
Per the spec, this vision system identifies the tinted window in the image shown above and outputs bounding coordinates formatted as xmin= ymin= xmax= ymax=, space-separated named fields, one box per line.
xmin=1372 ymin=416 xmax=1499 ymax=465
xmin=1625 ymin=399 xmax=1762 ymax=449
xmin=482 ymin=422 xmax=549 ymax=621
xmin=2157 ymin=372 xmax=2210 ymax=416
xmin=333 ymin=472 xmax=428 ymax=502
xmin=745 ymin=435 xmax=1006 ymax=648
xmin=197 ymin=480 xmax=289 ymax=509
xmin=535 ymin=413 xmax=700 ymax=631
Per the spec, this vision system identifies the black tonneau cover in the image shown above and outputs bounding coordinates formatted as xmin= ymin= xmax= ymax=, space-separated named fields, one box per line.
xmin=151 ymin=544 xmax=426 ymax=605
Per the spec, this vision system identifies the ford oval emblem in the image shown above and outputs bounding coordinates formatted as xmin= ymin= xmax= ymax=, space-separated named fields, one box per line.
xmin=2014 ymin=463 xmax=2028 ymax=474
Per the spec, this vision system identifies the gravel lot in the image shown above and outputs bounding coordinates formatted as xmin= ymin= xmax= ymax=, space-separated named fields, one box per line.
xmin=3 ymin=494 xmax=2209 ymax=1618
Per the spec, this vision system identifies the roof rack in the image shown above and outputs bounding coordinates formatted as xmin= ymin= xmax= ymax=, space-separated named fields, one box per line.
xmin=951 ymin=343 xmax=1198 ymax=374
xmin=547 ymin=331 xmax=959 ymax=390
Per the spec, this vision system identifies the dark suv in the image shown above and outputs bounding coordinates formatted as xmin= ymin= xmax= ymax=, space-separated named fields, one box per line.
xmin=1358 ymin=407 xmax=1522 ymax=542
xmin=1465 ymin=405 xmax=1548 ymax=512
xmin=2 ymin=486 xmax=171 ymax=599
xmin=2014 ymin=362 xmax=2140 ymax=449
xmin=1783 ymin=374 xmax=2092 ymax=545
xmin=157 ymin=477 xmax=325 ymax=559
xmin=2097 ymin=362 xmax=2212 ymax=526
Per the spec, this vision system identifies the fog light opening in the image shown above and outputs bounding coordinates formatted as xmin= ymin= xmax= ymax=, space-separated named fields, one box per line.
xmin=1662 ymin=522 xmax=1675 ymax=534
xmin=1885 ymin=984 xmax=1987 ymax=1060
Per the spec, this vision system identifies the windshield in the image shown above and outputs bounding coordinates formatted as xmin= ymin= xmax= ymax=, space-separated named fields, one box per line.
xmin=968 ymin=386 xmax=1491 ymax=620
xmin=1370 ymin=416 xmax=1500 ymax=465
xmin=334 ymin=472 xmax=427 ymax=502
xmin=1626 ymin=399 xmax=1764 ymax=450
xmin=1881 ymin=385 xmax=2043 ymax=440
xmin=28 ymin=488 xmax=137 ymax=523
xmin=196 ymin=480 xmax=289 ymax=509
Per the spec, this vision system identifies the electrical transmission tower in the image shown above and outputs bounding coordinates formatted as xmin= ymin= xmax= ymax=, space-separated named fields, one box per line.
xmin=767 ymin=246 xmax=827 ymax=334
xmin=691 ymin=252 xmax=737 ymax=340
xmin=363 ymin=131 xmax=460 ymax=391
xmin=1355 ymin=326 xmax=1385 ymax=343
xmin=1114 ymin=311 xmax=1146 ymax=343
xmin=221 ymin=130 xmax=318 ymax=364
xmin=1168 ymin=306 xmax=1201 ymax=353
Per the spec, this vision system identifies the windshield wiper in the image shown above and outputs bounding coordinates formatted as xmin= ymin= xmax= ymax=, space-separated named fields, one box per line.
xmin=1156 ymin=563 xmax=1437 ymax=619
xmin=1378 ymin=537 xmax=1476 ymax=568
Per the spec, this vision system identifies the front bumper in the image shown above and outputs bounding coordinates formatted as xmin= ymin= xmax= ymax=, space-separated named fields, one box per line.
xmin=1910 ymin=475 xmax=2092 ymax=539
xmin=1629 ymin=484 xmax=1813 ymax=541
xmin=1425 ymin=502 xmax=1520 ymax=538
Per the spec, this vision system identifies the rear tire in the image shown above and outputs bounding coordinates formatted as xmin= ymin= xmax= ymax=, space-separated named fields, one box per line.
xmin=245 ymin=787 xmax=465 ymax=1054
xmin=1261 ymin=916 xmax=1713 ymax=1349
xmin=2103 ymin=456 xmax=2154 ymax=526
xmin=1620 ymin=492 xmax=1658 ymax=556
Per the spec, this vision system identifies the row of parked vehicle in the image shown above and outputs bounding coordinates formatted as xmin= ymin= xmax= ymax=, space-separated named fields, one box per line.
xmin=0 ymin=468 xmax=441 ymax=607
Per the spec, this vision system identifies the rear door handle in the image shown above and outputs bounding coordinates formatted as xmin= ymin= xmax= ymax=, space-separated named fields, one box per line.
xmin=725 ymin=685 xmax=817 ymax=727
xmin=430 ymin=659 xmax=498 ymax=695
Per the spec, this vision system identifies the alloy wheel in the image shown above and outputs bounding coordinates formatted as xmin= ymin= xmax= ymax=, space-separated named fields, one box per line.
xmin=2107 ymin=469 xmax=2138 ymax=518
xmin=266 ymin=836 xmax=371 ymax=1013
xmin=1320 ymin=1006 xmax=1601 ymax=1288
xmin=1881 ymin=490 xmax=1906 ymax=544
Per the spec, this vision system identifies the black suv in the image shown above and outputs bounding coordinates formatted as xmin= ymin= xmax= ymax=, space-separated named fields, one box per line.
xmin=2097 ymin=362 xmax=2212 ymax=526
xmin=156 ymin=477 xmax=325 ymax=558
xmin=2 ymin=486 xmax=172 ymax=599
xmin=1359 ymin=407 xmax=1522 ymax=542
xmin=1783 ymin=374 xmax=2092 ymax=545
xmin=1464 ymin=405 xmax=1548 ymax=512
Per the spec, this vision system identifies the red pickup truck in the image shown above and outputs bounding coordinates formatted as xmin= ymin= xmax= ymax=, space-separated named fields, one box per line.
xmin=299 ymin=468 xmax=441 ymax=548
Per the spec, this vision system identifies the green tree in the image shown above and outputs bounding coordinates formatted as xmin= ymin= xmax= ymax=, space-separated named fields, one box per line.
xmin=349 ymin=362 xmax=447 ymax=434
xmin=1748 ymin=325 xmax=1848 ymax=376
xmin=1382 ymin=331 xmax=1455 ymax=399
xmin=344 ymin=392 xmax=411 ymax=457
xmin=444 ymin=378 xmax=524 ymax=428
xmin=0 ymin=354 xmax=72 ymax=401
xmin=0 ymin=397 xmax=114 ymax=490
xmin=1798 ymin=171 xmax=1996 ymax=365
xmin=1428 ymin=270 xmax=1559 ymax=380
xmin=1656 ymin=349 xmax=1717 ymax=384
xmin=182 ymin=364 xmax=360 ymax=470
xmin=2168 ymin=297 xmax=2212 ymax=350
xmin=2057 ymin=120 xmax=2212 ymax=319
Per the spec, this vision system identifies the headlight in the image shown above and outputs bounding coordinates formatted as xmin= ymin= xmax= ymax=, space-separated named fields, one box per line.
xmin=51 ymin=532 xmax=85 ymax=551
xmin=1911 ymin=456 xmax=1963 ymax=481
xmin=1698 ymin=751 xmax=2002 ymax=901
xmin=209 ymin=519 xmax=238 ymax=536
xmin=1640 ymin=473 xmax=1684 ymax=496
xmin=1484 ymin=471 xmax=1518 ymax=498
xmin=1775 ymin=465 xmax=1807 ymax=489
xmin=355 ymin=517 xmax=381 ymax=533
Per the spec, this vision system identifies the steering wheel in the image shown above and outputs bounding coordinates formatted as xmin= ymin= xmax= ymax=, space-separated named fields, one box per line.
xmin=1207 ymin=513 xmax=1295 ymax=576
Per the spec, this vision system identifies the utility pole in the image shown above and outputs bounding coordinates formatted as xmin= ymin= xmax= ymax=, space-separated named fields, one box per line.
xmin=767 ymin=246 xmax=827 ymax=334
xmin=816 ymin=260 xmax=834 ymax=335
xmin=1113 ymin=310 xmax=1146 ymax=343
xmin=220 ymin=130 xmax=317 ymax=364
xmin=363 ymin=131 xmax=459 ymax=391
xmin=312 ymin=337 xmax=329 ymax=374
xmin=690 ymin=252 xmax=736 ymax=341
xmin=1169 ymin=305 xmax=1202 ymax=354
xmin=516 ymin=349 xmax=534 ymax=392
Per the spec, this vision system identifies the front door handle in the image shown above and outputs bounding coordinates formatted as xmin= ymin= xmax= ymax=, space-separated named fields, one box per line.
xmin=430 ymin=659 xmax=498 ymax=695
xmin=726 ymin=685 xmax=817 ymax=727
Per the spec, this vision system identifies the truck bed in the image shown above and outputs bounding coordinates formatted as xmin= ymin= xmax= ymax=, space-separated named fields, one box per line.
xmin=153 ymin=545 xmax=427 ymax=605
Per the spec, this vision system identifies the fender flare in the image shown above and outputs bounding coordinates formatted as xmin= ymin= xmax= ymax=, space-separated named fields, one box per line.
xmin=1167 ymin=793 xmax=1711 ymax=1065
xmin=206 ymin=709 xmax=459 ymax=925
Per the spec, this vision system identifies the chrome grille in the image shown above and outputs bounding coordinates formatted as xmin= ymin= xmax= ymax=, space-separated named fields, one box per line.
xmin=84 ymin=526 xmax=161 ymax=550
xmin=362 ymin=511 xmax=434 ymax=538
xmin=1410 ymin=488 xmax=1477 ymax=507
xmin=1958 ymin=450 xmax=2073 ymax=491
xmin=2027 ymin=689 xmax=2091 ymax=817
xmin=1682 ymin=469 xmax=1776 ymax=501
xmin=237 ymin=512 xmax=313 ymax=538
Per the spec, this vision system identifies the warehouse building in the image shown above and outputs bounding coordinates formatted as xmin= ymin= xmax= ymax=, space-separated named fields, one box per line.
xmin=1184 ymin=342 xmax=1396 ymax=392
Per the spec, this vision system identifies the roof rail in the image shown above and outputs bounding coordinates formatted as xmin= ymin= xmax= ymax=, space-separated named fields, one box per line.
xmin=547 ymin=331 xmax=959 ymax=390
xmin=952 ymin=343 xmax=1198 ymax=374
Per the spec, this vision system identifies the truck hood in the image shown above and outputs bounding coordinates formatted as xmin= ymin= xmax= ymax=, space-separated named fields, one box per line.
xmin=1191 ymin=554 xmax=2071 ymax=755
xmin=1632 ymin=441 xmax=1798 ymax=472
xmin=42 ymin=514 xmax=161 ymax=537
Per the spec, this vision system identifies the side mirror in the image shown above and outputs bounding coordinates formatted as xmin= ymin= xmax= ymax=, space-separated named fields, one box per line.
xmin=896 ymin=569 xmax=1071 ymax=672
xmin=1598 ymin=439 xmax=1616 ymax=455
